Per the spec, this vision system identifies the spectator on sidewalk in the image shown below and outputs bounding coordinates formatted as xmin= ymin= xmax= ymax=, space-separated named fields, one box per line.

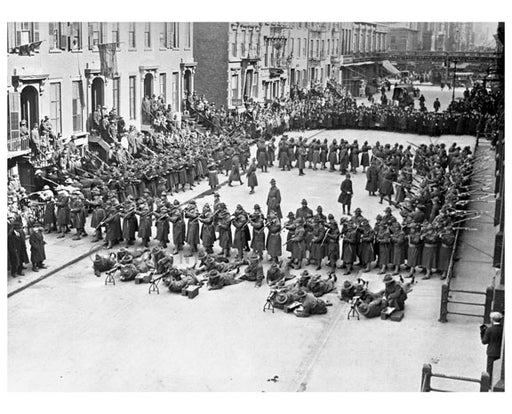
xmin=480 ymin=312 xmax=504 ymax=381
xmin=29 ymin=221 xmax=47 ymax=272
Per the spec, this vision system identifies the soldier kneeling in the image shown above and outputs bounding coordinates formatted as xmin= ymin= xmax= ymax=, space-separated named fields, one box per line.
xmin=93 ymin=253 xmax=117 ymax=277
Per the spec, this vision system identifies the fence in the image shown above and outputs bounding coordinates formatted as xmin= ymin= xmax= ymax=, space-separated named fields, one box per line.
xmin=421 ymin=363 xmax=490 ymax=392
xmin=8 ymin=135 xmax=30 ymax=153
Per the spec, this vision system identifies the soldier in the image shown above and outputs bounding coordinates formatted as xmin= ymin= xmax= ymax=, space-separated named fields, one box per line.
xmin=228 ymin=153 xmax=243 ymax=187
xmin=294 ymin=290 xmax=328 ymax=317
xmin=324 ymin=214 xmax=340 ymax=272
xmin=207 ymin=269 xmax=242 ymax=290
xmin=89 ymin=189 xmax=106 ymax=242
xmin=376 ymin=221 xmax=392 ymax=274
xmin=358 ymin=219 xmax=375 ymax=272
xmin=232 ymin=205 xmax=249 ymax=260
xmin=240 ymin=251 xmax=264 ymax=287
xmin=290 ymin=218 xmax=306 ymax=270
xmin=406 ymin=223 xmax=422 ymax=278
xmin=365 ymin=160 xmax=379 ymax=196
xmin=217 ymin=203 xmax=232 ymax=258
xmin=40 ymin=185 xmax=57 ymax=234
xmin=121 ymin=196 xmax=138 ymax=246
xmin=380 ymin=274 xmax=408 ymax=311
xmin=284 ymin=212 xmax=296 ymax=259
xmin=266 ymin=178 xmax=282 ymax=219
xmin=154 ymin=206 xmax=170 ymax=249
xmin=309 ymin=217 xmax=326 ymax=270
xmin=103 ymin=201 xmax=122 ymax=249
xmin=266 ymin=262 xmax=287 ymax=286
xmin=249 ymin=204 xmax=266 ymax=260
xmin=199 ymin=203 xmax=216 ymax=254
xmin=184 ymin=200 xmax=200 ymax=256
xmin=256 ymin=139 xmax=268 ymax=173
xmin=420 ymin=223 xmax=438 ymax=279
xmin=437 ymin=224 xmax=455 ymax=280
xmin=313 ymin=205 xmax=327 ymax=225
xmin=341 ymin=220 xmax=358 ymax=275
xmin=246 ymin=158 xmax=258 ymax=194
xmin=297 ymin=145 xmax=307 ymax=176
xmin=390 ymin=222 xmax=406 ymax=275
xmin=296 ymin=199 xmax=313 ymax=221
xmin=169 ymin=200 xmax=184 ymax=254
xmin=338 ymin=173 xmax=353 ymax=215
xmin=137 ymin=203 xmax=153 ymax=248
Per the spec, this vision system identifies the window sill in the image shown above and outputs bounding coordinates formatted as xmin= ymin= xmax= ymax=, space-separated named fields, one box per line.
xmin=49 ymin=49 xmax=62 ymax=54
xmin=128 ymin=48 xmax=137 ymax=52
xmin=71 ymin=49 xmax=83 ymax=53
xmin=144 ymin=48 xmax=152 ymax=51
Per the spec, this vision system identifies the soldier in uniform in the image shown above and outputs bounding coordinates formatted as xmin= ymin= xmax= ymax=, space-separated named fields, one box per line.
xmin=232 ymin=204 xmax=249 ymax=260
xmin=207 ymin=269 xmax=242 ymax=290
xmin=169 ymin=200 xmax=184 ymax=254
xmin=266 ymin=178 xmax=282 ymax=219
xmin=390 ymin=221 xmax=406 ymax=275
xmin=296 ymin=199 xmax=313 ymax=221
xmin=121 ymin=196 xmax=138 ymax=246
xmin=240 ymin=252 xmax=264 ymax=287
xmin=249 ymin=204 xmax=266 ymax=260
xmin=89 ymin=189 xmax=106 ymax=242
xmin=198 ymin=203 xmax=216 ymax=254
xmin=341 ymin=220 xmax=359 ymax=275
xmin=217 ymin=203 xmax=233 ymax=258
xmin=309 ymin=217 xmax=326 ymax=270
xmin=137 ymin=203 xmax=153 ymax=247
xmin=28 ymin=222 xmax=47 ymax=272
xmin=338 ymin=173 xmax=353 ymax=215
xmin=290 ymin=218 xmax=306 ymax=270
xmin=154 ymin=206 xmax=170 ymax=249
xmin=294 ymin=290 xmax=328 ymax=317
xmin=69 ymin=191 xmax=86 ymax=241
xmin=40 ymin=185 xmax=57 ymax=234
xmin=246 ymin=158 xmax=258 ymax=194
xmin=380 ymin=274 xmax=408 ymax=311
xmin=266 ymin=262 xmax=286 ymax=286
xmin=365 ymin=160 xmax=379 ymax=196
xmin=437 ymin=224 xmax=455 ymax=280
xmin=420 ymin=223 xmax=438 ymax=279
xmin=184 ymin=200 xmax=200 ymax=256
xmin=325 ymin=214 xmax=340 ymax=272
xmin=358 ymin=219 xmax=375 ymax=272
xmin=376 ymin=221 xmax=392 ymax=274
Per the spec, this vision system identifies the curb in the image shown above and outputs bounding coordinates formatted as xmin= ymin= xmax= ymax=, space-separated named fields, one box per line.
xmin=7 ymin=245 xmax=103 ymax=298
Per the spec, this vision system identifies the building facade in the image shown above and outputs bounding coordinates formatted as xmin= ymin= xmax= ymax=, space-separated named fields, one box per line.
xmin=7 ymin=22 xmax=196 ymax=181
xmin=194 ymin=21 xmax=391 ymax=109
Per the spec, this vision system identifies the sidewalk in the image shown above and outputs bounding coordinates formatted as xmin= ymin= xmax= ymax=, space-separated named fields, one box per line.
xmin=449 ymin=138 xmax=498 ymax=315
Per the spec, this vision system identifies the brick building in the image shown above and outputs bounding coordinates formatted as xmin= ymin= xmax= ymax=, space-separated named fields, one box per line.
xmin=7 ymin=22 xmax=196 ymax=187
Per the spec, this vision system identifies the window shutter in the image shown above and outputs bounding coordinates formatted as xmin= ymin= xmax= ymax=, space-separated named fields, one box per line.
xmin=33 ymin=22 xmax=40 ymax=43
xmin=101 ymin=22 xmax=108 ymax=44
xmin=48 ymin=22 xmax=55 ymax=48
xmin=88 ymin=23 xmax=93 ymax=49
xmin=60 ymin=23 xmax=68 ymax=50
xmin=9 ymin=92 xmax=21 ymax=143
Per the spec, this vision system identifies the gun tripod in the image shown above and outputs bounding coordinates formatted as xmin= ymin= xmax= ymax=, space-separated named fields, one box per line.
xmin=347 ymin=296 xmax=360 ymax=320
xmin=263 ymin=298 xmax=275 ymax=313
xmin=105 ymin=271 xmax=116 ymax=286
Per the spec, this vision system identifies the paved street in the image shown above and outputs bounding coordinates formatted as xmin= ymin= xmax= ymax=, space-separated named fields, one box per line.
xmin=8 ymin=128 xmax=491 ymax=392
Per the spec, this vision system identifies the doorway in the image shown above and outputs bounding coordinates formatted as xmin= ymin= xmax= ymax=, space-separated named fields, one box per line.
xmin=144 ymin=73 xmax=154 ymax=99
xmin=20 ymin=85 xmax=39 ymax=128
xmin=183 ymin=70 xmax=192 ymax=99
xmin=91 ymin=77 xmax=105 ymax=111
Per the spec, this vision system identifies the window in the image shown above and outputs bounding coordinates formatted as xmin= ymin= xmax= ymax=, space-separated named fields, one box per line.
xmin=232 ymin=42 xmax=237 ymax=57
xmin=50 ymin=83 xmax=62 ymax=135
xmin=14 ymin=22 xmax=40 ymax=46
xmin=88 ymin=22 xmax=102 ymax=50
xmin=101 ymin=23 xmax=108 ymax=44
xmin=303 ymin=38 xmax=306 ymax=56
xmin=168 ymin=23 xmax=179 ymax=48
xmin=241 ymin=31 xmax=246 ymax=56
xmin=253 ymin=72 xmax=258 ymax=98
xmin=8 ymin=92 xmax=20 ymax=144
xmin=112 ymin=22 xmax=120 ymax=45
xmin=184 ymin=22 xmax=191 ymax=49
xmin=129 ymin=76 xmax=136 ymax=120
xmin=48 ymin=23 xmax=64 ymax=50
xmin=297 ymin=38 xmax=301 ymax=58
xmin=289 ymin=38 xmax=294 ymax=57
xmin=231 ymin=74 xmax=239 ymax=100
xmin=309 ymin=40 xmax=313 ymax=58
xmin=327 ymin=39 xmax=330 ymax=56
xmin=112 ymin=77 xmax=120 ymax=114
xmin=72 ymin=81 xmax=83 ymax=132
xmin=128 ymin=22 xmax=136 ymax=49
xmin=171 ymin=73 xmax=179 ymax=112
xmin=160 ymin=73 xmax=167 ymax=101
xmin=70 ymin=22 xmax=82 ymax=50
xmin=144 ymin=22 xmax=151 ymax=49
xmin=160 ymin=23 xmax=167 ymax=48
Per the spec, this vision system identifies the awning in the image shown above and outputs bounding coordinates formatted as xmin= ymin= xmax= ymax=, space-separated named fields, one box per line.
xmin=381 ymin=60 xmax=401 ymax=75
xmin=340 ymin=61 xmax=375 ymax=67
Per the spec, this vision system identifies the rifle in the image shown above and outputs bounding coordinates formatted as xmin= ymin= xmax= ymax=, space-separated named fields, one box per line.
xmin=320 ymin=228 xmax=331 ymax=246
xmin=85 ymin=149 xmax=109 ymax=168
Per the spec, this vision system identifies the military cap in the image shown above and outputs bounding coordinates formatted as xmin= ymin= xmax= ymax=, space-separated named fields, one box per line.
xmin=383 ymin=274 xmax=395 ymax=284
